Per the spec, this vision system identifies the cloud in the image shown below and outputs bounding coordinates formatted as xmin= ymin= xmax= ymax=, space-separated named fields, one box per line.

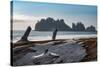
xmin=13 ymin=19 xmax=30 ymax=23
xmin=12 ymin=14 xmax=47 ymax=30
xmin=13 ymin=14 xmax=48 ymax=22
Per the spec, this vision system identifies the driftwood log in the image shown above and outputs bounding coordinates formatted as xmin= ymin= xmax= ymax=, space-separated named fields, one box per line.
xmin=52 ymin=29 xmax=58 ymax=40
xmin=18 ymin=26 xmax=32 ymax=42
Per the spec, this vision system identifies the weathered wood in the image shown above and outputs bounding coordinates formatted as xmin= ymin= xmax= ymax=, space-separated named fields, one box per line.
xmin=19 ymin=26 xmax=32 ymax=42
xmin=52 ymin=29 xmax=58 ymax=40
xmin=44 ymin=49 xmax=49 ymax=55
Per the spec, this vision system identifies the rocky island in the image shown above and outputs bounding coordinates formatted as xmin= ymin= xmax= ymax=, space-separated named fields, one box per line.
xmin=35 ymin=17 xmax=96 ymax=32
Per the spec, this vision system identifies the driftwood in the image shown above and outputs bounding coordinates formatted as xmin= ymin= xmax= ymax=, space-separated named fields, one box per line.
xmin=18 ymin=27 xmax=58 ymax=42
xmin=18 ymin=26 xmax=32 ymax=42
xmin=13 ymin=42 xmax=86 ymax=66
xmin=52 ymin=29 xmax=58 ymax=40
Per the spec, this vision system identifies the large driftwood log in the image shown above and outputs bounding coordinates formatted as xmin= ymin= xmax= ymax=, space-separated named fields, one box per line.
xmin=19 ymin=26 xmax=32 ymax=42
xmin=13 ymin=42 xmax=86 ymax=65
xmin=52 ymin=29 xmax=58 ymax=40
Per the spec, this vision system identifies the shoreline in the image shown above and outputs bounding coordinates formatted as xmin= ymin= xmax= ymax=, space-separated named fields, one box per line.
xmin=12 ymin=34 xmax=97 ymax=43
xmin=13 ymin=37 xmax=97 ymax=47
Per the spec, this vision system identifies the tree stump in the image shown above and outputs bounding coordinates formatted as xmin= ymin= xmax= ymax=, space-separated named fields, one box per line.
xmin=19 ymin=26 xmax=32 ymax=42
xmin=52 ymin=29 xmax=58 ymax=40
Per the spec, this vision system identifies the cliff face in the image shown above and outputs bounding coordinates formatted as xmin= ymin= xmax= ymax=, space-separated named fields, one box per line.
xmin=35 ymin=17 xmax=96 ymax=32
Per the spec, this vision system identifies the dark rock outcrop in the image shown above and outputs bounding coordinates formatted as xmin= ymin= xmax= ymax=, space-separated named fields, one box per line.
xmin=86 ymin=25 xmax=96 ymax=32
xmin=72 ymin=22 xmax=85 ymax=31
xmin=35 ymin=17 xmax=72 ymax=31
xmin=35 ymin=17 xmax=96 ymax=32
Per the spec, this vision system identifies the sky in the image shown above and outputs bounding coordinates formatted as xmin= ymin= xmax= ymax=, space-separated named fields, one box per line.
xmin=12 ymin=1 xmax=97 ymax=30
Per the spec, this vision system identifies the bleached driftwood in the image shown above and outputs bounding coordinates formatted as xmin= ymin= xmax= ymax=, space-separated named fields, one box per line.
xmin=13 ymin=42 xmax=86 ymax=66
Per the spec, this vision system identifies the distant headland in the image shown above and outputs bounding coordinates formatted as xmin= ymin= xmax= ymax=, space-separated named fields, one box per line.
xmin=35 ymin=17 xmax=96 ymax=32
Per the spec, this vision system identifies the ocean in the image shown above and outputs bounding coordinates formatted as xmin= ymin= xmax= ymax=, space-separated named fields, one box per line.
xmin=12 ymin=30 xmax=97 ymax=43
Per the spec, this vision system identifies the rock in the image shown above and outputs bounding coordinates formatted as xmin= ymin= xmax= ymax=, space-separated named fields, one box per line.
xmin=72 ymin=22 xmax=85 ymax=31
xmin=35 ymin=17 xmax=72 ymax=31
xmin=35 ymin=17 xmax=96 ymax=32
xmin=86 ymin=25 xmax=96 ymax=32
